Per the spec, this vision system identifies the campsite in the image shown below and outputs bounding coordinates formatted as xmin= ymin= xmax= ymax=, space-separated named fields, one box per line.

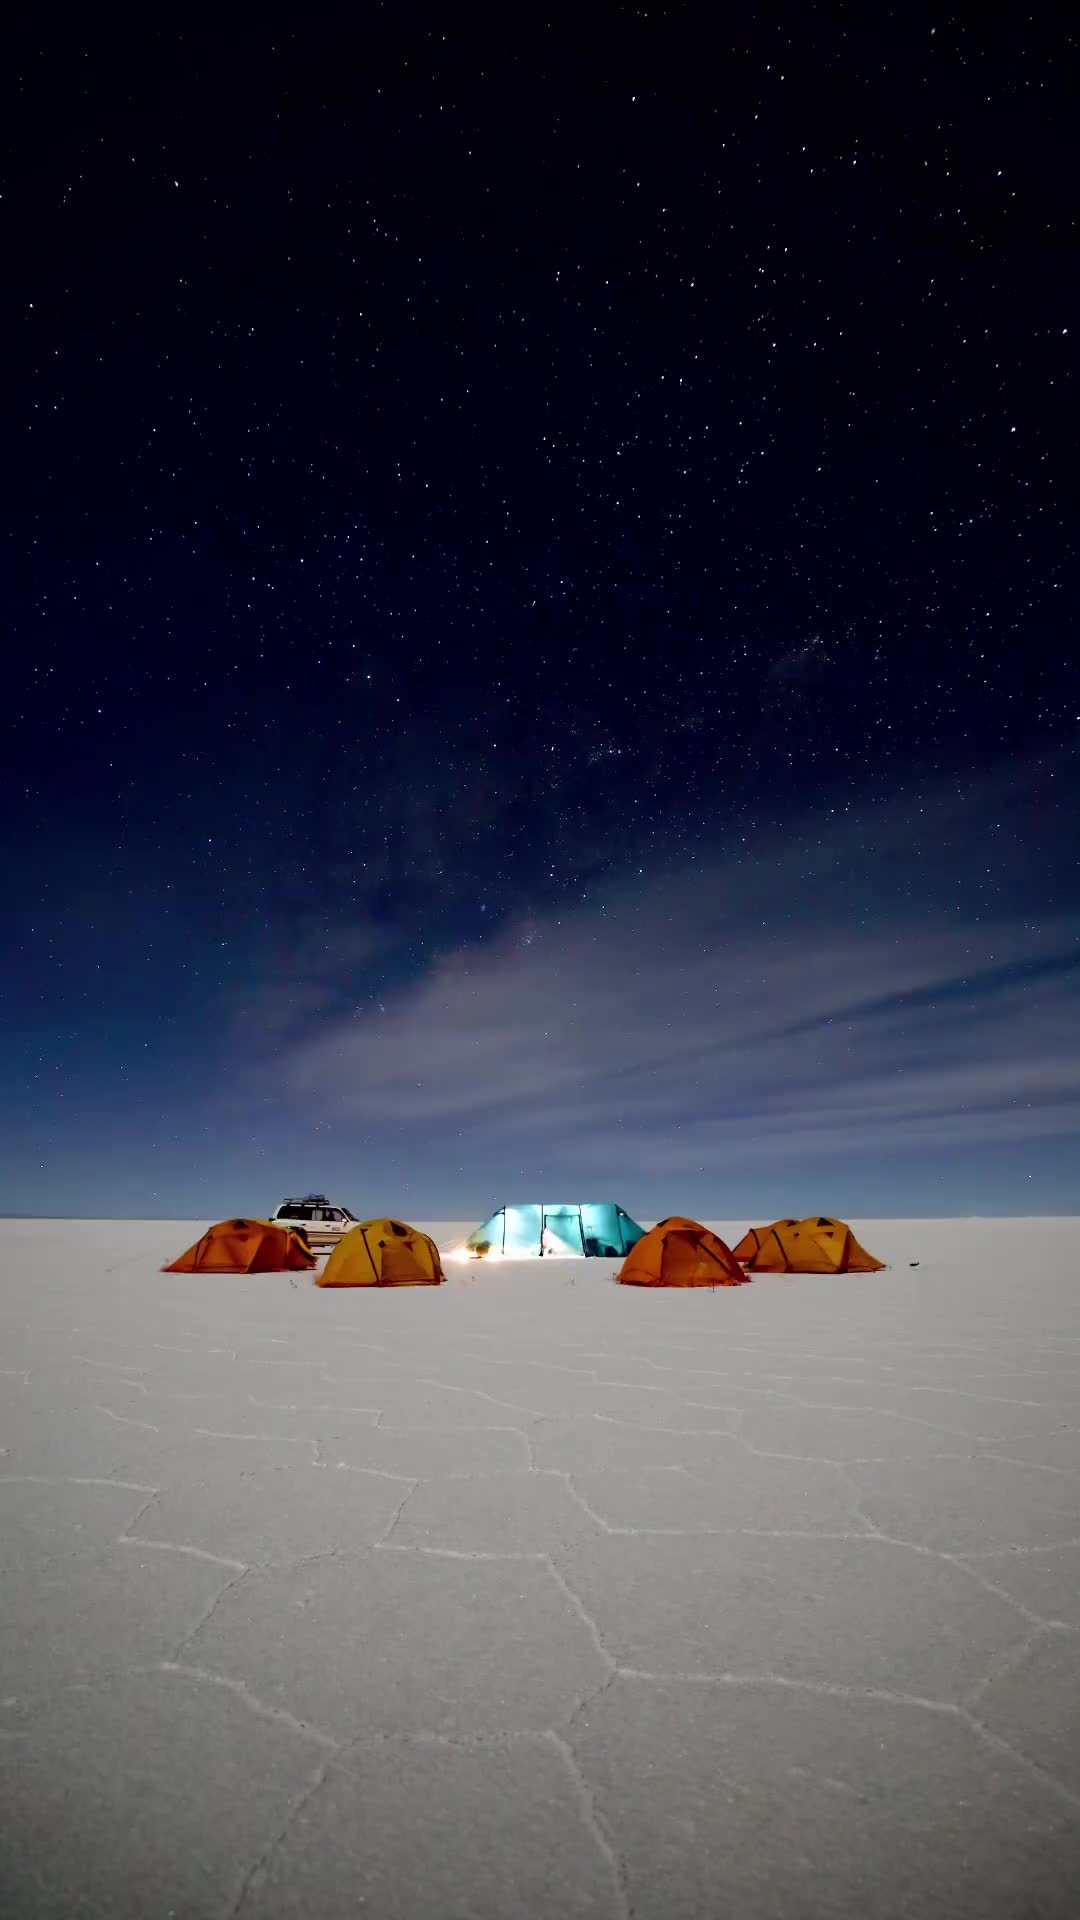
xmin=157 ymin=1204 xmax=889 ymax=1285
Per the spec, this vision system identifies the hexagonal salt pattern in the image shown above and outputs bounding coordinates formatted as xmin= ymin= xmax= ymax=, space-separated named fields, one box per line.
xmin=2 ymin=1215 xmax=1079 ymax=1917
xmin=569 ymin=1675 xmax=1080 ymax=1919
xmin=244 ymin=1734 xmax=623 ymax=1919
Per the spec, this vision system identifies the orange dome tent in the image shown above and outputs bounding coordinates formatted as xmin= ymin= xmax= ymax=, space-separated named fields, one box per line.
xmin=162 ymin=1219 xmax=315 ymax=1274
xmin=318 ymin=1217 xmax=446 ymax=1287
xmin=733 ymin=1216 xmax=884 ymax=1273
xmin=731 ymin=1219 xmax=798 ymax=1262
xmin=617 ymin=1217 xmax=749 ymax=1288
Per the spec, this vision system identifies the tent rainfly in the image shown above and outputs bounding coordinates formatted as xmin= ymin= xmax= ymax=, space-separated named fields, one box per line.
xmin=617 ymin=1216 xmax=749 ymax=1288
xmin=733 ymin=1216 xmax=885 ymax=1273
xmin=452 ymin=1202 xmax=645 ymax=1261
xmin=317 ymin=1218 xmax=446 ymax=1288
xmin=162 ymin=1219 xmax=315 ymax=1274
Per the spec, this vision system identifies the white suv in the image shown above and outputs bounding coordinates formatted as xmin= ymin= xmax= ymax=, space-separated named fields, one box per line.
xmin=271 ymin=1195 xmax=356 ymax=1250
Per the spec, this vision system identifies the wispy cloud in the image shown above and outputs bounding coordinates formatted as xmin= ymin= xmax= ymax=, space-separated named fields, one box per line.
xmin=251 ymin=761 xmax=1080 ymax=1179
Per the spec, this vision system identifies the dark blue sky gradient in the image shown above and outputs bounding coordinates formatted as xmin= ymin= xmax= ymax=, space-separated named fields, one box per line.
xmin=3 ymin=8 xmax=1078 ymax=1218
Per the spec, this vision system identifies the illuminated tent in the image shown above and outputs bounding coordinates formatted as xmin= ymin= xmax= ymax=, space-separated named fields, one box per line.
xmin=318 ymin=1218 xmax=446 ymax=1287
xmin=733 ymin=1217 xmax=884 ymax=1273
xmin=618 ymin=1217 xmax=749 ymax=1288
xmin=462 ymin=1203 xmax=644 ymax=1259
xmin=162 ymin=1219 xmax=315 ymax=1274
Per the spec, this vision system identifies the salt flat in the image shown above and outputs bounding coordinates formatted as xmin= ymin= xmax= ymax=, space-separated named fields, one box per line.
xmin=2 ymin=1215 xmax=1079 ymax=1918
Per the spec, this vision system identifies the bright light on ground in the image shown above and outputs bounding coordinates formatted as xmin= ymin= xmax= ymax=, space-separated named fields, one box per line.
xmin=446 ymin=1244 xmax=585 ymax=1261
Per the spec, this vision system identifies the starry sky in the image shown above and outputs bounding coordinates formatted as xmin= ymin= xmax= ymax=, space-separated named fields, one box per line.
xmin=5 ymin=8 xmax=1078 ymax=1220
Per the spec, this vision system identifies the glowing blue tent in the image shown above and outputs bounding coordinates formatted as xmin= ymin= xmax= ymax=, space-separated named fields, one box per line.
xmin=463 ymin=1202 xmax=645 ymax=1259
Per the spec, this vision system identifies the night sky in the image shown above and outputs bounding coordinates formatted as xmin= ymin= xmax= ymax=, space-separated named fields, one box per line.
xmin=5 ymin=9 xmax=1078 ymax=1221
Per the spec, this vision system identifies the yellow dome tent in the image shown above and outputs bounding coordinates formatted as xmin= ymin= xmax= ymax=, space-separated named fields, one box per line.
xmin=162 ymin=1219 xmax=315 ymax=1274
xmin=618 ymin=1217 xmax=749 ymax=1288
xmin=317 ymin=1218 xmax=446 ymax=1288
xmin=733 ymin=1217 xmax=884 ymax=1273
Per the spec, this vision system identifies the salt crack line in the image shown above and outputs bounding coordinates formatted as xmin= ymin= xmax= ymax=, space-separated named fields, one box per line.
xmin=592 ymin=1412 xmax=739 ymax=1438
xmin=246 ymin=1396 xmax=381 ymax=1419
xmin=638 ymin=1348 xmax=914 ymax=1375
xmin=560 ymin=1668 xmax=621 ymax=1739
xmin=119 ymin=1534 xmax=249 ymax=1572
xmin=156 ymin=1661 xmax=340 ymax=1750
xmin=551 ymin=1474 xmax=614 ymax=1534
xmin=593 ymin=1373 xmax=772 ymax=1402
xmin=0 ymin=1473 xmax=158 ymax=1492
xmin=286 ymin=1547 xmax=383 ymax=1570
xmin=408 ymin=1375 xmax=547 ymax=1419
xmin=152 ymin=1341 xmax=221 ymax=1356
xmin=965 ymin=1448 xmax=1080 ymax=1481
xmin=541 ymin=1559 xmax=617 ymax=1672
xmin=94 ymin=1375 xmax=150 ymax=1396
xmin=543 ymin=1729 xmax=631 ymax=1920
xmin=962 ymin=1621 xmax=1060 ymax=1712
xmin=229 ymin=1759 xmax=334 ymax=1917
xmin=616 ymin=1666 xmax=958 ymax=1715
xmin=94 ymin=1405 xmax=160 ymax=1432
xmin=332 ymin=1462 xmax=418 ymax=1483
xmin=549 ymin=1466 xmax=887 ymax=1545
xmin=372 ymin=1421 xmax=535 ymax=1452
xmin=306 ymin=1337 xmax=390 ymax=1355
xmin=455 ymin=1353 xmax=605 ymax=1381
xmin=171 ymin=1566 xmax=253 ymax=1656
xmin=73 ymin=1356 xmax=148 ymax=1374
xmin=405 ymin=1727 xmax=557 ymax=1751
xmin=376 ymin=1542 xmax=547 ymax=1562
xmin=838 ymin=1515 xmax=1079 ymax=1631
xmin=123 ymin=1488 xmax=165 ymax=1536
xmin=192 ymin=1428 xmax=316 ymax=1456
xmin=965 ymin=1710 xmax=1080 ymax=1814
xmin=961 ymin=1538 xmax=1080 ymax=1559
xmin=719 ymin=1395 xmax=967 ymax=1435
xmin=375 ymin=1477 xmax=421 ymax=1546
xmin=907 ymin=1384 xmax=1080 ymax=1413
